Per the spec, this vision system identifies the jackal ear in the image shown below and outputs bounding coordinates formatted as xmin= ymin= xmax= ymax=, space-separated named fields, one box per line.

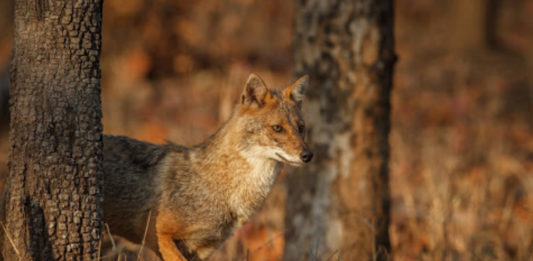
xmin=241 ymin=73 xmax=268 ymax=108
xmin=285 ymin=75 xmax=309 ymax=107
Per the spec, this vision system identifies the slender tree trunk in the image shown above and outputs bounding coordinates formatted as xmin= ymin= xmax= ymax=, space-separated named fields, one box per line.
xmin=284 ymin=0 xmax=395 ymax=260
xmin=452 ymin=0 xmax=502 ymax=50
xmin=2 ymin=0 xmax=103 ymax=260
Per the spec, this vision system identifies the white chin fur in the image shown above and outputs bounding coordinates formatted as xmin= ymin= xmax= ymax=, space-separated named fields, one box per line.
xmin=245 ymin=146 xmax=302 ymax=165
xmin=274 ymin=152 xmax=303 ymax=166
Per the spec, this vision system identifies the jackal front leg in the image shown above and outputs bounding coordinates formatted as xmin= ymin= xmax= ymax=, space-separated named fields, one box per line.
xmin=156 ymin=211 xmax=188 ymax=261
xmin=157 ymin=232 xmax=188 ymax=261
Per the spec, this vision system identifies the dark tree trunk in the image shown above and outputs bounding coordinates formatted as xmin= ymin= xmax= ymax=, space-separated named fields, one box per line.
xmin=284 ymin=0 xmax=395 ymax=260
xmin=2 ymin=0 xmax=104 ymax=260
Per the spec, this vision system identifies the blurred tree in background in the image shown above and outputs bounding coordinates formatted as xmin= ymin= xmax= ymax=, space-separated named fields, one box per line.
xmin=284 ymin=0 xmax=395 ymax=260
xmin=452 ymin=0 xmax=503 ymax=50
xmin=2 ymin=0 xmax=103 ymax=259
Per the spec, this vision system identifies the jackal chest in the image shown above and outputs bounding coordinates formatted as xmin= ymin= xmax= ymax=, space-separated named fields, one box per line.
xmin=227 ymin=159 xmax=282 ymax=223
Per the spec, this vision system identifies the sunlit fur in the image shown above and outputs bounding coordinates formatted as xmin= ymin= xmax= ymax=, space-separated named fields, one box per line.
xmin=102 ymin=74 xmax=310 ymax=260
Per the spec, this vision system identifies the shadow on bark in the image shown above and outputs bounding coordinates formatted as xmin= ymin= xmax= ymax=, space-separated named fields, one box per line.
xmin=24 ymin=197 xmax=53 ymax=260
xmin=0 ymin=67 xmax=8 ymax=132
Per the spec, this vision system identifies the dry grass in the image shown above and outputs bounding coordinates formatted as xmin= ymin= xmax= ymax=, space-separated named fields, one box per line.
xmin=0 ymin=221 xmax=21 ymax=260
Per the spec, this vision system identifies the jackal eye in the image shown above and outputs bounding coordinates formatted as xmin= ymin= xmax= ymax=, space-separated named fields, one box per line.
xmin=298 ymin=124 xmax=305 ymax=134
xmin=272 ymin=125 xmax=284 ymax=133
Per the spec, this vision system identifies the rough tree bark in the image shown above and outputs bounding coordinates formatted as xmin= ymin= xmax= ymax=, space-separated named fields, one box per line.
xmin=2 ymin=0 xmax=103 ymax=260
xmin=284 ymin=0 xmax=395 ymax=260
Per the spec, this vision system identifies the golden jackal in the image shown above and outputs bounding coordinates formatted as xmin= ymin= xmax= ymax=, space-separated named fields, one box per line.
xmin=103 ymin=74 xmax=312 ymax=260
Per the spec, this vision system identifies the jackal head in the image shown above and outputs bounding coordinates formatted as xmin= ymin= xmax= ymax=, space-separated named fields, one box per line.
xmin=236 ymin=73 xmax=313 ymax=166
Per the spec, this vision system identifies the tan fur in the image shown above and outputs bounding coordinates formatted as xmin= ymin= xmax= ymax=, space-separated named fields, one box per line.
xmin=102 ymin=74 xmax=311 ymax=260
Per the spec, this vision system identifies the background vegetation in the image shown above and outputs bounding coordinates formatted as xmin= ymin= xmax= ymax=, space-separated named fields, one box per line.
xmin=1 ymin=0 xmax=533 ymax=260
